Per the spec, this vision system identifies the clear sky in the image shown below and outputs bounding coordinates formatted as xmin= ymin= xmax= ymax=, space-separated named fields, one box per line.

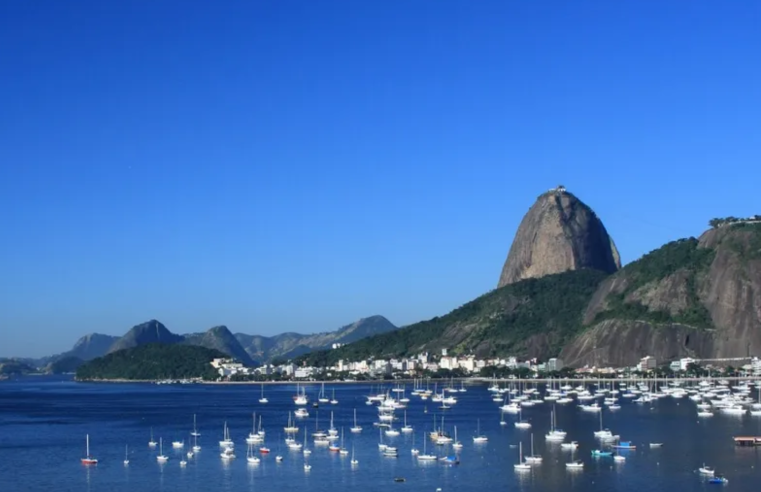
xmin=1 ymin=1 xmax=759 ymax=358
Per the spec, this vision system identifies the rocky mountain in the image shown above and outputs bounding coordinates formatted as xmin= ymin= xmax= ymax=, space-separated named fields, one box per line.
xmin=497 ymin=186 xmax=621 ymax=288
xmin=235 ymin=315 xmax=398 ymax=363
xmin=560 ymin=221 xmax=761 ymax=367
xmin=67 ymin=333 xmax=119 ymax=361
xmin=183 ymin=326 xmax=254 ymax=365
xmin=300 ymin=207 xmax=760 ymax=370
xmin=107 ymin=320 xmax=183 ymax=354
xmin=298 ymin=270 xmax=608 ymax=367
xmin=45 ymin=315 xmax=396 ymax=367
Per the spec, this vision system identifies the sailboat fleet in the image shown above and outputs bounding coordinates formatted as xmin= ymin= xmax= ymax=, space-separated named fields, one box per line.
xmin=76 ymin=377 xmax=754 ymax=484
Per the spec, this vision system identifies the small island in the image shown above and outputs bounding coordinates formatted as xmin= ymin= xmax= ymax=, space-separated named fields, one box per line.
xmin=75 ymin=343 xmax=225 ymax=381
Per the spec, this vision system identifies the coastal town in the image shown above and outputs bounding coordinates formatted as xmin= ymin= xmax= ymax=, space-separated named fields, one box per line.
xmin=208 ymin=350 xmax=761 ymax=382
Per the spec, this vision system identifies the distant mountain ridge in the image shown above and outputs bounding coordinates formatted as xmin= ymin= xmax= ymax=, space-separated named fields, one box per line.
xmin=39 ymin=315 xmax=398 ymax=367
xmin=235 ymin=315 xmax=398 ymax=363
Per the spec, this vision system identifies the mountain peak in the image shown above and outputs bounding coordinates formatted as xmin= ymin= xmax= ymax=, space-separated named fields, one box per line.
xmin=498 ymin=186 xmax=621 ymax=288
xmin=107 ymin=320 xmax=181 ymax=353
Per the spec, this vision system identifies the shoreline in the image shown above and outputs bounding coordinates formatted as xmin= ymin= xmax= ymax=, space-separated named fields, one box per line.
xmin=74 ymin=375 xmax=761 ymax=385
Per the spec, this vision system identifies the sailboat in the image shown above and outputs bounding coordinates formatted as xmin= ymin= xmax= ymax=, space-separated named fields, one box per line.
xmin=525 ymin=433 xmax=542 ymax=463
xmin=411 ymin=431 xmax=419 ymax=455
xmin=514 ymin=441 xmax=531 ymax=471
xmin=285 ymin=412 xmax=300 ymax=433
xmin=219 ymin=421 xmax=234 ymax=448
xmin=157 ymin=438 xmax=168 ymax=463
xmin=514 ymin=407 xmax=531 ymax=429
xmin=351 ymin=444 xmax=358 ymax=465
xmin=304 ymin=456 xmax=312 ymax=471
xmin=191 ymin=414 xmax=201 ymax=437
xmin=247 ymin=413 xmax=261 ymax=444
xmin=351 ymin=408 xmax=362 ymax=433
xmin=81 ymin=434 xmax=98 ymax=465
xmin=186 ymin=434 xmax=195 ymax=459
xmin=318 ymin=382 xmax=329 ymax=403
xmin=328 ymin=411 xmax=339 ymax=438
xmin=123 ymin=444 xmax=129 ymax=466
xmin=545 ymin=408 xmax=566 ymax=441
xmin=259 ymin=383 xmax=268 ymax=404
xmin=565 ymin=444 xmax=583 ymax=469
xmin=192 ymin=431 xmax=201 ymax=452
xmin=339 ymin=428 xmax=349 ymax=455
xmin=302 ymin=426 xmax=311 ymax=455
xmin=473 ymin=418 xmax=488 ymax=442
xmin=149 ymin=427 xmax=157 ymax=447
xmin=417 ymin=432 xmax=437 ymax=461
xmin=247 ymin=443 xmax=261 ymax=464
xmin=180 ymin=452 xmax=187 ymax=467
xmin=330 ymin=388 xmax=338 ymax=405
xmin=452 ymin=426 xmax=463 ymax=449
xmin=401 ymin=410 xmax=413 ymax=433
xmin=593 ymin=410 xmax=616 ymax=440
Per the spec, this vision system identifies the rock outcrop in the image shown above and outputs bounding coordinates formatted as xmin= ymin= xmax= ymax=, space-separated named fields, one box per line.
xmin=498 ymin=186 xmax=621 ymax=288
xmin=561 ymin=223 xmax=761 ymax=366
xmin=107 ymin=320 xmax=182 ymax=354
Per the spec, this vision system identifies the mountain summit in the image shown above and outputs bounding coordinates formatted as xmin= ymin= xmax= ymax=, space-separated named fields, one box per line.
xmin=497 ymin=186 xmax=621 ymax=288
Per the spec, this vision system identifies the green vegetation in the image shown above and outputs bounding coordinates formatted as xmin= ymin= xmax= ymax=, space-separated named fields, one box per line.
xmin=0 ymin=359 xmax=35 ymax=376
xmin=76 ymin=343 xmax=224 ymax=381
xmin=709 ymin=216 xmax=761 ymax=228
xmin=297 ymin=269 xmax=609 ymax=366
xmin=726 ymin=223 xmax=761 ymax=261
xmin=593 ymin=238 xmax=715 ymax=329
xmin=47 ymin=356 xmax=84 ymax=374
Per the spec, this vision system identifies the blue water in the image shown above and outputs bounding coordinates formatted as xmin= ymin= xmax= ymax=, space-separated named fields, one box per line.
xmin=1 ymin=376 xmax=761 ymax=491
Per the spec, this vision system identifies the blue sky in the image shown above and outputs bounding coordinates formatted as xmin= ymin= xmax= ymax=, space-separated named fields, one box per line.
xmin=1 ymin=1 xmax=759 ymax=357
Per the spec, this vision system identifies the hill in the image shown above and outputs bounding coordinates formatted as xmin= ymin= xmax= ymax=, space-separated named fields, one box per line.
xmin=46 ymin=356 xmax=85 ymax=374
xmin=66 ymin=333 xmax=119 ymax=361
xmin=183 ymin=325 xmax=254 ymax=365
xmin=235 ymin=315 xmax=398 ymax=363
xmin=498 ymin=186 xmax=620 ymax=288
xmin=560 ymin=222 xmax=761 ymax=367
xmin=76 ymin=343 xmax=223 ymax=380
xmin=298 ymin=270 xmax=608 ymax=367
xmin=107 ymin=320 xmax=183 ymax=353
xmin=0 ymin=359 xmax=36 ymax=376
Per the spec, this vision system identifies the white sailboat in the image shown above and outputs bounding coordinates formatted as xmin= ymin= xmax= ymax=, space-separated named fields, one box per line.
xmin=284 ymin=412 xmax=300 ymax=433
xmin=192 ymin=431 xmax=201 ymax=452
xmin=123 ymin=444 xmax=129 ymax=466
xmin=330 ymin=388 xmax=338 ymax=405
xmin=401 ymin=410 xmax=413 ymax=433
xmin=452 ymin=426 xmax=463 ymax=449
xmin=191 ymin=414 xmax=201 ymax=437
xmin=525 ymin=433 xmax=542 ymax=463
xmin=351 ymin=444 xmax=358 ymax=465
xmin=473 ymin=418 xmax=488 ymax=442
xmin=302 ymin=426 xmax=311 ymax=455
xmin=259 ymin=383 xmax=268 ymax=404
xmin=350 ymin=408 xmax=362 ymax=433
xmin=417 ymin=432 xmax=437 ymax=461
xmin=514 ymin=441 xmax=531 ymax=471
xmin=247 ymin=443 xmax=261 ymax=464
xmin=514 ymin=407 xmax=531 ymax=429
xmin=247 ymin=412 xmax=261 ymax=444
xmin=565 ymin=445 xmax=583 ymax=469
xmin=318 ymin=382 xmax=329 ymax=403
xmin=157 ymin=438 xmax=168 ymax=463
xmin=219 ymin=421 xmax=234 ymax=448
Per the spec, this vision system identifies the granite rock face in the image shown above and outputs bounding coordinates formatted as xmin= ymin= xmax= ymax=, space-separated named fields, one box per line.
xmin=561 ymin=223 xmax=761 ymax=367
xmin=498 ymin=187 xmax=621 ymax=288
